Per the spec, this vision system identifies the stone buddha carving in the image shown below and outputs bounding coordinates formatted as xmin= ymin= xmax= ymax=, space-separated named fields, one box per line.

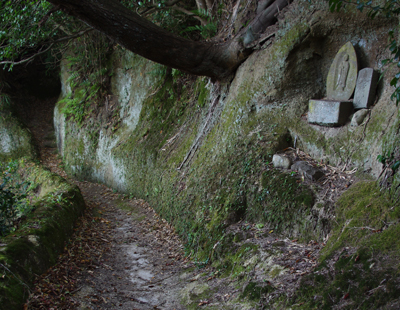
xmin=326 ymin=42 xmax=357 ymax=101
xmin=335 ymin=53 xmax=349 ymax=91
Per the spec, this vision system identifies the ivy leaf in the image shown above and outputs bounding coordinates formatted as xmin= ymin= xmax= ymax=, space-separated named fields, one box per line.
xmin=389 ymin=41 xmax=397 ymax=52
xmin=391 ymin=161 xmax=400 ymax=172
xmin=381 ymin=59 xmax=390 ymax=65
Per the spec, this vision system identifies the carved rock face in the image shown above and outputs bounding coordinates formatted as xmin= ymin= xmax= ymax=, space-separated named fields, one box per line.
xmin=326 ymin=42 xmax=358 ymax=101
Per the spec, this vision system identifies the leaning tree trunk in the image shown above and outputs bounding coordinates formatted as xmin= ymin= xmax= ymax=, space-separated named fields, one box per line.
xmin=47 ymin=0 xmax=289 ymax=80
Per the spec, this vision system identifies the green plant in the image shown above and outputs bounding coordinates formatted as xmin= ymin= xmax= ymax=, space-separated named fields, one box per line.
xmin=61 ymin=31 xmax=112 ymax=125
xmin=181 ymin=9 xmax=217 ymax=39
xmin=0 ymin=80 xmax=11 ymax=110
xmin=377 ymin=152 xmax=400 ymax=172
xmin=0 ymin=160 xmax=32 ymax=236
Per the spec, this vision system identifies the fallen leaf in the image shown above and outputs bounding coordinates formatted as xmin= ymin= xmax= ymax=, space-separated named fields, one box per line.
xmin=198 ymin=300 xmax=210 ymax=306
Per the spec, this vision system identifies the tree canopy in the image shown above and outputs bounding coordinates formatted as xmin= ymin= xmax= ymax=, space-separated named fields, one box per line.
xmin=1 ymin=0 xmax=290 ymax=79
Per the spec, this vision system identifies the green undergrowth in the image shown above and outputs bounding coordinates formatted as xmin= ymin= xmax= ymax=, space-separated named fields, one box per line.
xmin=240 ymin=281 xmax=274 ymax=301
xmin=0 ymin=159 xmax=85 ymax=310
xmin=322 ymin=180 xmax=399 ymax=259
xmin=293 ymin=247 xmax=400 ymax=309
xmin=60 ymin=32 xmax=112 ymax=127
xmin=255 ymin=170 xmax=314 ymax=230
xmin=290 ymin=180 xmax=400 ymax=309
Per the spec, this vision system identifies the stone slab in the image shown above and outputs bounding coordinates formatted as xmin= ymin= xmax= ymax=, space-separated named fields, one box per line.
xmin=272 ymin=154 xmax=292 ymax=169
xmin=308 ymin=99 xmax=354 ymax=126
xmin=353 ymin=68 xmax=378 ymax=109
xmin=291 ymin=161 xmax=324 ymax=181
xmin=326 ymin=42 xmax=358 ymax=101
xmin=351 ymin=109 xmax=370 ymax=127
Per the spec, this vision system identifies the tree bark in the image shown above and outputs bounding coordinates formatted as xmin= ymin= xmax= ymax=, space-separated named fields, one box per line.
xmin=46 ymin=0 xmax=289 ymax=80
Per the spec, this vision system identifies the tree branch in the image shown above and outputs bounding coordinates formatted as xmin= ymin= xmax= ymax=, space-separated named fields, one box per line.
xmin=38 ymin=5 xmax=61 ymax=27
xmin=0 ymin=28 xmax=93 ymax=66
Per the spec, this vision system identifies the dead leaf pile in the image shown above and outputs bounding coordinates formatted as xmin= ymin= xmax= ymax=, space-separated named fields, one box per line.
xmin=26 ymin=203 xmax=114 ymax=309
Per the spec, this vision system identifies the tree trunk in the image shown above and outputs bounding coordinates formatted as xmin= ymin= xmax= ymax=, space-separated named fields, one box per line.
xmin=47 ymin=0 xmax=289 ymax=80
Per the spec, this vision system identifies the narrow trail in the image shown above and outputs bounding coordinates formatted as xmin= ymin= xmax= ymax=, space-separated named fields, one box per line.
xmin=22 ymin=97 xmax=191 ymax=309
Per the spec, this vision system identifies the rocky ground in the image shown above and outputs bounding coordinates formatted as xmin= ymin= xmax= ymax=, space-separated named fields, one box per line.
xmin=19 ymin=96 xmax=357 ymax=309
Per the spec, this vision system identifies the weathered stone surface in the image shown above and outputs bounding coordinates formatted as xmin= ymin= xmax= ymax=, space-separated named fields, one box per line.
xmin=326 ymin=42 xmax=358 ymax=101
xmin=308 ymin=99 xmax=354 ymax=126
xmin=351 ymin=109 xmax=370 ymax=127
xmin=272 ymin=154 xmax=292 ymax=169
xmin=291 ymin=161 xmax=324 ymax=181
xmin=353 ymin=68 xmax=378 ymax=109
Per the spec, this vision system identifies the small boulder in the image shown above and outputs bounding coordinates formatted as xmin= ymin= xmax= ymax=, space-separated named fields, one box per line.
xmin=272 ymin=154 xmax=292 ymax=169
xmin=351 ymin=109 xmax=370 ymax=127
xmin=291 ymin=161 xmax=324 ymax=181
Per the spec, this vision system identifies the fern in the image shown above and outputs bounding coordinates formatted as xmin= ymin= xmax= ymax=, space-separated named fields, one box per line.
xmin=182 ymin=22 xmax=217 ymax=38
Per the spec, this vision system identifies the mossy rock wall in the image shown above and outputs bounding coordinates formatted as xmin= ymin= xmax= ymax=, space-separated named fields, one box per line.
xmin=0 ymin=160 xmax=85 ymax=310
xmin=55 ymin=1 xmax=399 ymax=260
xmin=0 ymin=106 xmax=36 ymax=162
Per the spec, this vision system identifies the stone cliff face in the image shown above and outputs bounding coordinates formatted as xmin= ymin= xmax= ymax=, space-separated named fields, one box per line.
xmin=54 ymin=1 xmax=399 ymax=262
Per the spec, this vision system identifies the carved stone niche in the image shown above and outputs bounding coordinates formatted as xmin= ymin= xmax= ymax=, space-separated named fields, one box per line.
xmin=308 ymin=42 xmax=357 ymax=127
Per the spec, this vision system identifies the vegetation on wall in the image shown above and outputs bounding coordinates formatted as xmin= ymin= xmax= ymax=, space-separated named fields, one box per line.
xmin=0 ymin=0 xmax=89 ymax=70
xmin=291 ymin=180 xmax=400 ymax=309
xmin=59 ymin=31 xmax=112 ymax=125
xmin=0 ymin=159 xmax=85 ymax=310
xmin=0 ymin=160 xmax=33 ymax=236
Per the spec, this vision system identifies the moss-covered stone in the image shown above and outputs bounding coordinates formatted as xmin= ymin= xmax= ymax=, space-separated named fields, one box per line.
xmin=0 ymin=107 xmax=37 ymax=162
xmin=0 ymin=160 xmax=85 ymax=309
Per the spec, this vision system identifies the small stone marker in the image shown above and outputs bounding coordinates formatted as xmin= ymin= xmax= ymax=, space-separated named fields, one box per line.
xmin=351 ymin=109 xmax=369 ymax=127
xmin=326 ymin=42 xmax=358 ymax=101
xmin=272 ymin=154 xmax=291 ymax=169
xmin=308 ymin=100 xmax=353 ymax=126
xmin=353 ymin=68 xmax=378 ymax=109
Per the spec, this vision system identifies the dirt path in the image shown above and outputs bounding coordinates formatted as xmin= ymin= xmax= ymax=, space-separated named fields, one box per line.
xmin=69 ymin=182 xmax=189 ymax=310
xmin=21 ymin=97 xmax=193 ymax=309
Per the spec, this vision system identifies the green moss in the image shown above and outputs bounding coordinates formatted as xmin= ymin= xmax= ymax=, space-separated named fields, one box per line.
xmin=195 ymin=77 xmax=210 ymax=108
xmin=251 ymin=170 xmax=314 ymax=233
xmin=214 ymin=243 xmax=259 ymax=278
xmin=240 ymin=281 xmax=274 ymax=301
xmin=321 ymin=180 xmax=396 ymax=260
xmin=288 ymin=179 xmax=400 ymax=309
xmin=293 ymin=247 xmax=400 ymax=310
xmin=180 ymin=282 xmax=213 ymax=309
xmin=271 ymin=21 xmax=310 ymax=63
